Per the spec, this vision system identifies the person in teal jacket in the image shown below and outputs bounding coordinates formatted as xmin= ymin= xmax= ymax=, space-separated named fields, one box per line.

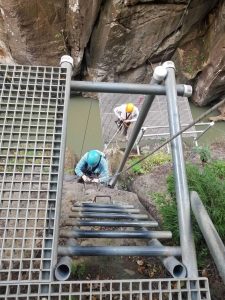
xmin=75 ymin=150 xmax=109 ymax=184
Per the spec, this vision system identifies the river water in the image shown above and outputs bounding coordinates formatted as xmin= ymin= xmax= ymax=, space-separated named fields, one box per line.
xmin=66 ymin=96 xmax=103 ymax=157
xmin=66 ymin=96 xmax=225 ymax=156
xmin=189 ymin=102 xmax=225 ymax=145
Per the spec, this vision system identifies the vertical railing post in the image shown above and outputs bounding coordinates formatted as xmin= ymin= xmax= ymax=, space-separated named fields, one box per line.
xmin=191 ymin=191 xmax=225 ymax=284
xmin=163 ymin=61 xmax=198 ymax=277
xmin=109 ymin=66 xmax=167 ymax=187
xmin=52 ymin=55 xmax=74 ymax=278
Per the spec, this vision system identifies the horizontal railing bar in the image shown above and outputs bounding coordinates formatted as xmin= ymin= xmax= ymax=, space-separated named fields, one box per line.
xmin=143 ymin=130 xmax=201 ymax=137
xmin=70 ymin=81 xmax=192 ymax=97
xmin=142 ymin=123 xmax=213 ymax=129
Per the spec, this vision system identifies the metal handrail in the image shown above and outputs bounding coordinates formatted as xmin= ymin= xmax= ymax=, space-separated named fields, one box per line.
xmin=190 ymin=191 xmax=225 ymax=284
xmin=135 ymin=122 xmax=214 ymax=154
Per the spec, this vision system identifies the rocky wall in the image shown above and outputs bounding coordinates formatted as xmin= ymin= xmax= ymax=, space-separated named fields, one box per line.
xmin=0 ymin=0 xmax=224 ymax=106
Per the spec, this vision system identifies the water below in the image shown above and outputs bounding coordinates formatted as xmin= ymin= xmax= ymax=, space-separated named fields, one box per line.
xmin=66 ymin=96 xmax=225 ymax=156
xmin=189 ymin=102 xmax=225 ymax=145
xmin=66 ymin=96 xmax=103 ymax=157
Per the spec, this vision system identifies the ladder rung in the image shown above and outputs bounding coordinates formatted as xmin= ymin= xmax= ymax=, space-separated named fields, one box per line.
xmin=71 ymin=207 xmax=140 ymax=213
xmin=69 ymin=212 xmax=149 ymax=220
xmin=60 ymin=229 xmax=172 ymax=239
xmin=65 ymin=220 xmax=158 ymax=227
xmin=58 ymin=245 xmax=181 ymax=257
xmin=75 ymin=203 xmax=134 ymax=209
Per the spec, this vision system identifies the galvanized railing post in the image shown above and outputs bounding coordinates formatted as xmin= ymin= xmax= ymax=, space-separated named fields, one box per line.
xmin=191 ymin=191 xmax=225 ymax=284
xmin=109 ymin=66 xmax=167 ymax=187
xmin=70 ymin=80 xmax=192 ymax=96
xmin=163 ymin=61 xmax=198 ymax=277
xmin=52 ymin=55 xmax=73 ymax=279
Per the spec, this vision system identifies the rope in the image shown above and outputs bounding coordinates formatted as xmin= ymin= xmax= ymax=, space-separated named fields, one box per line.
xmin=108 ymin=96 xmax=225 ymax=182
xmin=104 ymin=123 xmax=123 ymax=152
xmin=160 ymin=0 xmax=192 ymax=64
xmin=79 ymin=98 xmax=93 ymax=158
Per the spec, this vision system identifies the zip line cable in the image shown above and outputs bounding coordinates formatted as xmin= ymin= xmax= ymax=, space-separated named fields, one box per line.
xmin=108 ymin=96 xmax=225 ymax=182
xmin=79 ymin=99 xmax=93 ymax=158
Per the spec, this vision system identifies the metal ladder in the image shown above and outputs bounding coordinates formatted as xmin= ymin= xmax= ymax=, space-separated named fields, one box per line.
xmin=55 ymin=195 xmax=186 ymax=281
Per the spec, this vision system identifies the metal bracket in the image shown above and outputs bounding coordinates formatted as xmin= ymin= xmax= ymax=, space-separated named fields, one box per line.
xmin=93 ymin=195 xmax=112 ymax=203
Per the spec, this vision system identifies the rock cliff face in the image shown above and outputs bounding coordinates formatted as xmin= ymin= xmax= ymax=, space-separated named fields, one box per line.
xmin=0 ymin=0 xmax=67 ymax=65
xmin=0 ymin=0 xmax=224 ymax=106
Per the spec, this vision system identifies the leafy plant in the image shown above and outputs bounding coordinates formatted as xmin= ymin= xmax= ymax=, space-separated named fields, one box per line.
xmin=128 ymin=157 xmax=145 ymax=175
xmin=153 ymin=192 xmax=180 ymax=243
xmin=194 ymin=146 xmax=211 ymax=163
xmin=128 ymin=152 xmax=171 ymax=175
xmin=71 ymin=261 xmax=86 ymax=279
xmin=153 ymin=161 xmax=225 ymax=264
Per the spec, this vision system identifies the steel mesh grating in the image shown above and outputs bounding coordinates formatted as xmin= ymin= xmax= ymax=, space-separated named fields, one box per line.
xmin=0 ymin=64 xmax=67 ymax=282
xmin=0 ymin=278 xmax=210 ymax=299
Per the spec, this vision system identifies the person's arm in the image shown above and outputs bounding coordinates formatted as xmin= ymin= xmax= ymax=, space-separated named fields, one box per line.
xmin=96 ymin=158 xmax=109 ymax=183
xmin=114 ymin=106 xmax=123 ymax=120
xmin=127 ymin=107 xmax=139 ymax=122
xmin=75 ymin=153 xmax=88 ymax=177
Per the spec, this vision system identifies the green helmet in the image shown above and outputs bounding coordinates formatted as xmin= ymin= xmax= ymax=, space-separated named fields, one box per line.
xmin=87 ymin=150 xmax=101 ymax=167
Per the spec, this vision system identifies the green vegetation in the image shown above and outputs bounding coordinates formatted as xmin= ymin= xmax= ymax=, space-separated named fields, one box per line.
xmin=71 ymin=261 xmax=86 ymax=279
xmin=64 ymin=168 xmax=75 ymax=175
xmin=152 ymin=160 xmax=225 ymax=264
xmin=128 ymin=152 xmax=171 ymax=175
xmin=194 ymin=145 xmax=211 ymax=163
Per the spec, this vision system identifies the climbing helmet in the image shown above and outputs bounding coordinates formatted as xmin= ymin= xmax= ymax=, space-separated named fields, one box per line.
xmin=87 ymin=150 xmax=101 ymax=167
xmin=126 ymin=103 xmax=134 ymax=113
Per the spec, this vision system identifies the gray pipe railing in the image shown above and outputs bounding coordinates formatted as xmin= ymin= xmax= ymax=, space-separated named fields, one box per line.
xmin=54 ymin=256 xmax=72 ymax=281
xmin=164 ymin=61 xmax=198 ymax=277
xmin=190 ymin=191 xmax=225 ymax=284
xmin=58 ymin=245 xmax=181 ymax=257
xmin=109 ymin=65 xmax=168 ymax=187
xmin=75 ymin=203 xmax=134 ymax=209
xmin=55 ymin=61 xmax=198 ymax=282
xmin=71 ymin=207 xmax=140 ymax=213
xmin=69 ymin=212 xmax=148 ymax=219
xmin=70 ymin=80 xmax=192 ymax=96
xmin=149 ymin=239 xmax=186 ymax=278
xmin=49 ymin=55 xmax=73 ymax=284
xmin=135 ymin=213 xmax=186 ymax=278
xmin=65 ymin=220 xmax=158 ymax=227
xmin=60 ymin=229 xmax=172 ymax=240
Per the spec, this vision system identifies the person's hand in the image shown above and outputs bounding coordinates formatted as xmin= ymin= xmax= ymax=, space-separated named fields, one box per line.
xmin=123 ymin=119 xmax=129 ymax=123
xmin=82 ymin=175 xmax=91 ymax=182
xmin=91 ymin=178 xmax=100 ymax=183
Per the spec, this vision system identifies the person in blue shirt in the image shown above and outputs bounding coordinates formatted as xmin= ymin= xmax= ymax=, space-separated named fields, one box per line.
xmin=75 ymin=150 xmax=109 ymax=184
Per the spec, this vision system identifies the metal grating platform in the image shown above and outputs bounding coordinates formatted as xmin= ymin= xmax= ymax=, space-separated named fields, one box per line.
xmin=0 ymin=64 xmax=67 ymax=282
xmin=0 ymin=278 xmax=211 ymax=299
